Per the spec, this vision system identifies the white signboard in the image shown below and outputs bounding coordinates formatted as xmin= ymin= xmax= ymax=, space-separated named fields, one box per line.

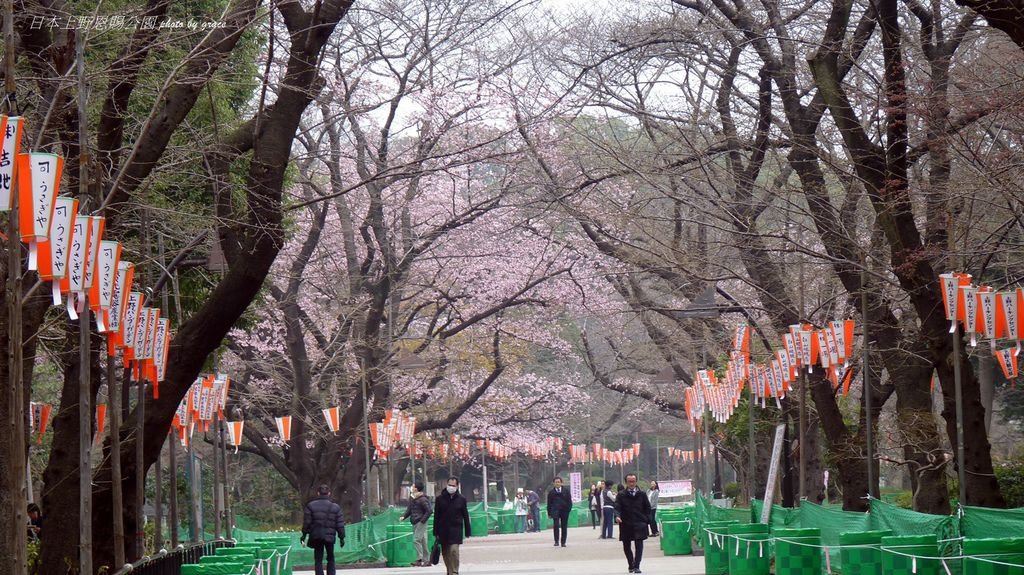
xmin=570 ymin=472 xmax=583 ymax=503
xmin=657 ymin=480 xmax=693 ymax=498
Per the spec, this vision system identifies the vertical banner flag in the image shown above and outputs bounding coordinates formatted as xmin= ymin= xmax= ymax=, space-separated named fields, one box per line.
xmin=0 ymin=116 xmax=24 ymax=210
xmin=92 ymin=240 xmax=121 ymax=333
xmin=17 ymin=153 xmax=63 ymax=270
xmin=275 ymin=416 xmax=292 ymax=445
xmin=996 ymin=347 xmax=1019 ymax=381
xmin=107 ymin=263 xmax=134 ymax=353
xmin=38 ymin=196 xmax=77 ymax=304
xmin=82 ymin=216 xmax=105 ymax=300
xmin=226 ymin=421 xmax=244 ymax=453
xmin=323 ymin=407 xmax=340 ymax=433
xmin=122 ymin=292 xmax=144 ymax=360
xmin=961 ymin=285 xmax=980 ymax=347
xmin=95 ymin=404 xmax=107 ymax=445
xmin=60 ymin=212 xmax=91 ymax=319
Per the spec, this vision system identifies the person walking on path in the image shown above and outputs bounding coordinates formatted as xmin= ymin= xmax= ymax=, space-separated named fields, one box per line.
xmin=514 ymin=488 xmax=529 ymax=533
xmin=615 ymin=474 xmax=654 ymax=574
xmin=588 ymin=483 xmax=601 ymax=529
xmin=547 ymin=476 xmax=573 ymax=547
xmin=434 ymin=477 xmax=472 ymax=575
xmin=301 ymin=484 xmax=346 ymax=575
xmin=646 ymin=481 xmax=660 ymax=536
xmin=600 ymin=480 xmax=616 ymax=540
xmin=527 ymin=489 xmax=541 ymax=532
xmin=400 ymin=480 xmax=433 ymax=567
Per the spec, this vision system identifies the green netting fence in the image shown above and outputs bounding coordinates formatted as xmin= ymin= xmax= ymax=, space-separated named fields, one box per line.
xmin=694 ymin=494 xmax=1024 ymax=575
xmin=234 ymin=507 xmax=405 ymax=567
xmin=231 ymin=498 xmax=577 ymax=568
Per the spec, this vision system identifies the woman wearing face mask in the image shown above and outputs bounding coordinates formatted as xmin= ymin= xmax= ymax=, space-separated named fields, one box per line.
xmin=400 ymin=481 xmax=433 ymax=566
xmin=433 ymin=477 xmax=472 ymax=575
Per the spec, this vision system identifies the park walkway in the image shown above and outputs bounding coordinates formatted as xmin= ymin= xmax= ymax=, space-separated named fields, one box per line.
xmin=294 ymin=526 xmax=705 ymax=575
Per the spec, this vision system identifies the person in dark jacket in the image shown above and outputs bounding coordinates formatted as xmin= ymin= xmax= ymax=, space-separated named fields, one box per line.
xmin=301 ymin=485 xmax=346 ymax=575
xmin=433 ymin=477 xmax=472 ymax=575
xmin=526 ymin=489 xmax=541 ymax=532
xmin=588 ymin=483 xmax=601 ymax=529
xmin=615 ymin=474 xmax=653 ymax=574
xmin=601 ymin=480 xmax=616 ymax=539
xmin=546 ymin=476 xmax=573 ymax=547
xmin=27 ymin=503 xmax=42 ymax=541
xmin=400 ymin=481 xmax=433 ymax=567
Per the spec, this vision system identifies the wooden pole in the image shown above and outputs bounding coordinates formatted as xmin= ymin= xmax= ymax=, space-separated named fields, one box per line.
xmin=3 ymin=1 xmax=28 ymax=571
xmin=154 ymin=437 xmax=163 ymax=550
xmin=136 ymin=380 xmax=146 ymax=557
xmin=168 ymin=430 xmax=179 ymax=548
xmin=109 ymin=352 xmax=126 ymax=567
xmin=220 ymin=417 xmax=232 ymax=538
xmin=76 ymin=23 xmax=94 ymax=573
xmin=212 ymin=411 xmax=222 ymax=539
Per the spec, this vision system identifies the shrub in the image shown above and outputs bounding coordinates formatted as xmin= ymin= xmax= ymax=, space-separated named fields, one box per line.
xmin=995 ymin=456 xmax=1024 ymax=508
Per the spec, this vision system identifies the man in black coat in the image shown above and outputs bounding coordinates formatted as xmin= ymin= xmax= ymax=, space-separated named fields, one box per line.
xmin=546 ymin=476 xmax=573 ymax=547
xmin=615 ymin=473 xmax=653 ymax=574
xmin=301 ymin=484 xmax=346 ymax=575
xmin=433 ymin=477 xmax=472 ymax=575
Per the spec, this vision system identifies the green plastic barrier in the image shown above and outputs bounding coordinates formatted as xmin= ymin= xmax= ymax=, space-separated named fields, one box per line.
xmin=497 ymin=509 xmax=517 ymax=534
xmin=541 ymin=511 xmax=553 ymax=531
xmin=255 ymin=540 xmax=292 ymax=575
xmin=470 ymin=513 xmax=488 ymax=538
xmin=881 ymin=535 xmax=940 ymax=575
xmin=753 ymin=499 xmax=802 ymax=530
xmin=660 ymin=520 xmax=693 ymax=555
xmin=255 ymin=547 xmax=278 ymax=575
xmin=427 ymin=517 xmax=436 ymax=550
xmin=840 ymin=530 xmax=893 ymax=575
xmin=870 ymin=498 xmax=959 ymax=551
xmin=386 ymin=523 xmax=416 ymax=567
xmin=181 ymin=565 xmax=250 ymax=575
xmin=774 ymin=528 xmax=822 ymax=575
xmin=963 ymin=538 xmax=1024 ymax=575
xmin=963 ymin=507 xmax=1024 ymax=540
xmin=728 ymin=523 xmax=771 ymax=575
xmin=702 ymin=520 xmax=739 ymax=575
xmin=216 ymin=547 xmax=257 ymax=559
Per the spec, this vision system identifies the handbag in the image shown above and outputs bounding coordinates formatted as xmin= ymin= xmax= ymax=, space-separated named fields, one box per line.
xmin=430 ymin=541 xmax=441 ymax=565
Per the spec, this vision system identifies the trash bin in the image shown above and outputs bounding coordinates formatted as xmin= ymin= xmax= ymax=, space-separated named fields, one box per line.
xmin=728 ymin=523 xmax=771 ymax=575
xmin=774 ymin=527 xmax=822 ymax=575
xmin=840 ymin=530 xmax=893 ymax=575
xmin=963 ymin=538 xmax=1024 ymax=575
xmin=660 ymin=519 xmax=694 ymax=555
xmin=386 ymin=523 xmax=416 ymax=567
xmin=703 ymin=520 xmax=739 ymax=575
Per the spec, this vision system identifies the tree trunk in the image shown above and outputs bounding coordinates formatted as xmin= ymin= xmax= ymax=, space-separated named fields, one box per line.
xmin=39 ymin=325 xmax=103 ymax=574
xmin=892 ymin=341 xmax=950 ymax=515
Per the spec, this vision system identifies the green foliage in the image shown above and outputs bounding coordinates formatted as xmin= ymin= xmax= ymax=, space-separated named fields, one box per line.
xmin=994 ymin=455 xmax=1024 ymax=508
xmin=27 ymin=540 xmax=40 ymax=575
xmin=891 ymin=490 xmax=914 ymax=510
xmin=724 ymin=481 xmax=741 ymax=499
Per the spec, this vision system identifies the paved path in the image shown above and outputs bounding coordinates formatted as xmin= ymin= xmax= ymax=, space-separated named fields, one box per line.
xmin=294 ymin=526 xmax=705 ymax=575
